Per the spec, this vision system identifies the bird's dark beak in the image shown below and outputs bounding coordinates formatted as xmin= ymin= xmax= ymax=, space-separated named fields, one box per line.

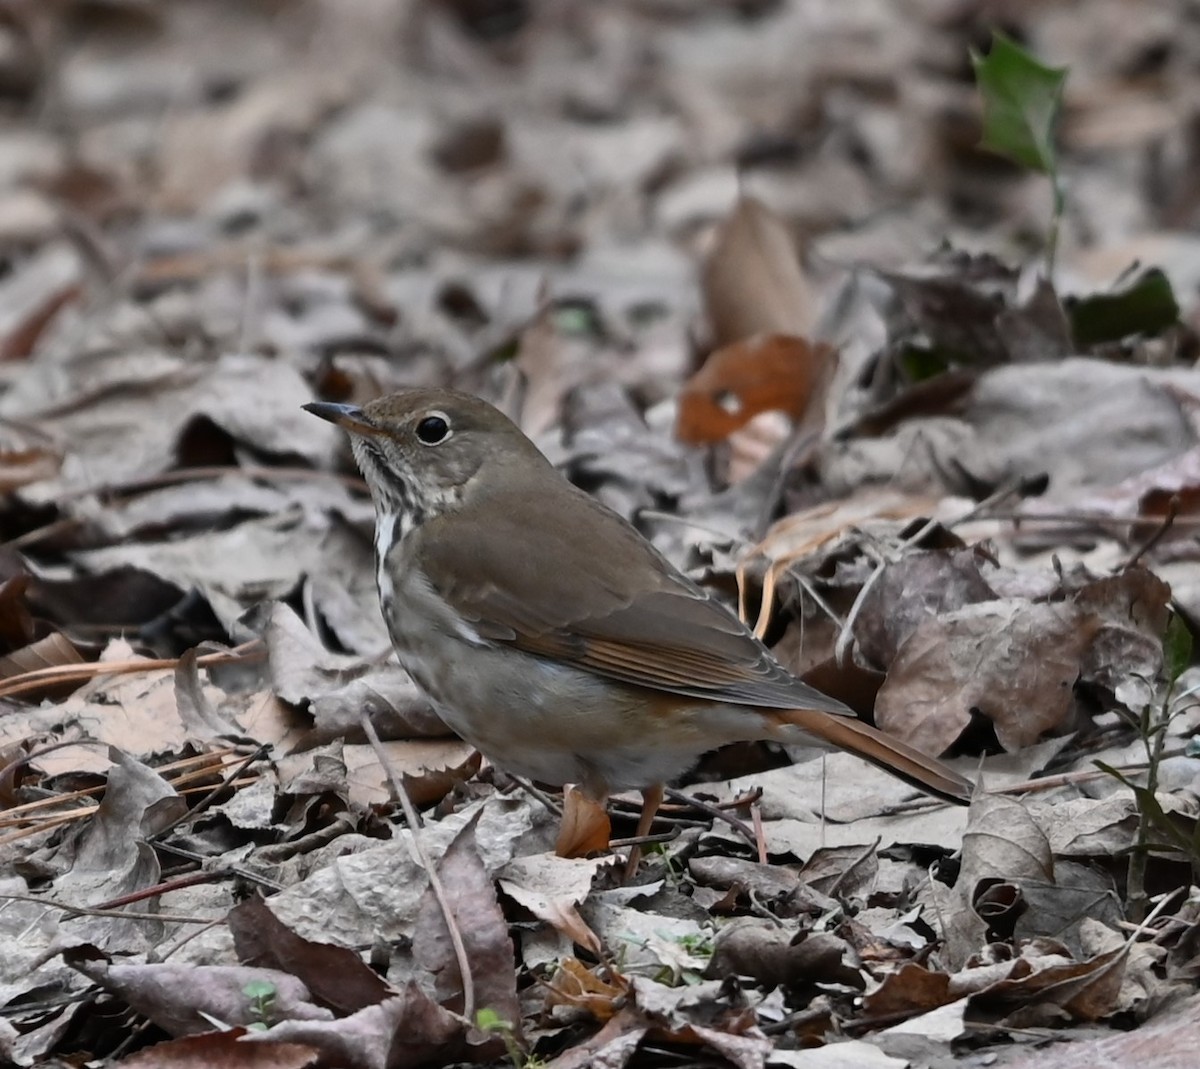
xmin=302 ymin=401 xmax=382 ymax=438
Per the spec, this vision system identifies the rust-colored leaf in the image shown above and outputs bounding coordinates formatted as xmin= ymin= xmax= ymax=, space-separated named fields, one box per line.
xmin=116 ymin=1028 xmax=319 ymax=1069
xmin=545 ymin=957 xmax=628 ymax=1022
xmin=555 ymin=784 xmax=612 ymax=858
xmin=675 ymin=333 xmax=833 ymax=444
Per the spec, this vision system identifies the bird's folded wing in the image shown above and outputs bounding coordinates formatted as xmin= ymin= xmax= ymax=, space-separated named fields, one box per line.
xmin=414 ymin=492 xmax=853 ymax=715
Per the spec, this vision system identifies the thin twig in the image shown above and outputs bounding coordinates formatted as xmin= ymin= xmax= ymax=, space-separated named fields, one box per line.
xmin=507 ymin=774 xmax=564 ymax=817
xmin=0 ymin=892 xmax=214 ymax=924
xmin=1121 ymin=495 xmax=1179 ymax=570
xmin=148 ymin=745 xmax=270 ymax=842
xmin=826 ymin=838 xmax=881 ymax=899
xmin=663 ymin=786 xmax=757 ymax=846
xmin=983 ymin=509 xmax=1200 ymax=528
xmin=608 ymin=829 xmax=680 ymax=849
xmin=151 ymin=842 xmax=283 ymax=892
xmin=0 ymin=749 xmax=239 ymax=823
xmin=834 ymin=545 xmax=887 ymax=667
xmin=751 ymin=803 xmax=767 ymax=864
xmin=0 ymin=777 xmax=261 ymax=843
xmin=93 ymin=871 xmax=232 ymax=911
xmin=359 ymin=709 xmax=476 ymax=1024
xmin=0 ymin=641 xmax=263 ymax=700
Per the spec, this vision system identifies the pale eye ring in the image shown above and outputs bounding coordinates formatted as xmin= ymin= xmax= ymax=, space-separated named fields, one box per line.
xmin=415 ymin=412 xmax=451 ymax=445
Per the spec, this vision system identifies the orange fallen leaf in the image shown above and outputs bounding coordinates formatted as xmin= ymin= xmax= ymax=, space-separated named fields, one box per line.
xmin=545 ymin=957 xmax=628 ymax=1022
xmin=676 ymin=333 xmax=833 ymax=444
xmin=555 ymin=785 xmax=612 ymax=858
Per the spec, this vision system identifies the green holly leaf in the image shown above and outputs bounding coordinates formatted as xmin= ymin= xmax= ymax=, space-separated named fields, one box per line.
xmin=1164 ymin=613 xmax=1193 ymax=688
xmin=1067 ymin=267 xmax=1181 ymax=348
xmin=972 ymin=32 xmax=1067 ymax=175
xmin=897 ymin=344 xmax=953 ymax=382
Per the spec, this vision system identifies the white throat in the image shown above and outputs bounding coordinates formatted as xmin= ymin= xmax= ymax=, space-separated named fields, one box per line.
xmin=374 ymin=510 xmax=403 ymax=605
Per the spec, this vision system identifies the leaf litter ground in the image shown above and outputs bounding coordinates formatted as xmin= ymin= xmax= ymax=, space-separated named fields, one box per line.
xmin=0 ymin=2 xmax=1199 ymax=1067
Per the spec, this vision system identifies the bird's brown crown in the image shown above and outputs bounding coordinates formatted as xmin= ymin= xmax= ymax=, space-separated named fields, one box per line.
xmin=304 ymin=387 xmax=551 ymax=530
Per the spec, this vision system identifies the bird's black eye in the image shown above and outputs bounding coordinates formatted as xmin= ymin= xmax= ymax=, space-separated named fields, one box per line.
xmin=415 ymin=414 xmax=450 ymax=445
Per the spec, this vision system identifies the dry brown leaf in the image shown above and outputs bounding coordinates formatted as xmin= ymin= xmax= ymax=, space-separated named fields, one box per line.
xmin=0 ymin=632 xmax=85 ymax=701
xmin=0 ymin=574 xmax=35 ymax=651
xmin=245 ymin=984 xmax=464 ymax=1069
xmin=997 ymin=991 xmax=1200 ymax=1069
xmin=498 ymin=853 xmax=606 ymax=954
xmin=875 ymin=599 xmax=1097 ymax=756
xmin=116 ymin=1029 xmax=320 ymax=1069
xmin=853 ymin=547 xmax=998 ymax=670
xmin=701 ymin=194 xmax=813 ymax=347
xmin=543 ymin=1007 xmax=646 ymax=1069
xmin=413 ymin=813 xmax=519 ymax=1031
xmin=972 ymin=946 xmax=1128 ymax=1023
xmin=933 ymin=795 xmax=1056 ymax=970
xmin=342 ymin=738 xmax=480 ymax=808
xmin=229 ymin=895 xmax=392 ymax=1016
xmin=862 ymin=962 xmax=953 ymax=1019
xmin=707 ymin=920 xmax=862 ymax=991
xmin=1071 ymin=567 xmax=1171 ymax=708
xmin=1028 ymin=795 xmax=1145 ymax=860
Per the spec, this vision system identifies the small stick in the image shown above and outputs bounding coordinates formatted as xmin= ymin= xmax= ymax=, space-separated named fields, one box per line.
xmin=151 ymin=841 xmax=283 ymax=892
xmin=0 ymin=641 xmax=264 ymax=701
xmin=608 ymin=829 xmax=680 ymax=849
xmin=0 ymin=891 xmax=214 ymax=924
xmin=751 ymin=803 xmax=767 ymax=864
xmin=826 ymin=837 xmax=881 ymax=899
xmin=507 ymin=774 xmax=564 ymax=817
xmin=148 ymin=745 xmax=269 ymax=842
xmin=663 ymin=786 xmax=757 ymax=846
xmin=1121 ymin=494 xmax=1179 ymax=570
xmin=360 ymin=709 xmax=476 ymax=1024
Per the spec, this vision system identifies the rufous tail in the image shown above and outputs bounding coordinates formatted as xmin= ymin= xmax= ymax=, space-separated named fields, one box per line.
xmin=771 ymin=708 xmax=973 ymax=805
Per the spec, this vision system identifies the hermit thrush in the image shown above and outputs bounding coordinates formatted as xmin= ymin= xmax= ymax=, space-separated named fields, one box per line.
xmin=304 ymin=389 xmax=972 ymax=845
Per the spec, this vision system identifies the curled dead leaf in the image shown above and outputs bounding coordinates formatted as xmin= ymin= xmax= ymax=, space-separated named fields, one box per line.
xmin=546 ymin=957 xmax=628 ymax=1022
